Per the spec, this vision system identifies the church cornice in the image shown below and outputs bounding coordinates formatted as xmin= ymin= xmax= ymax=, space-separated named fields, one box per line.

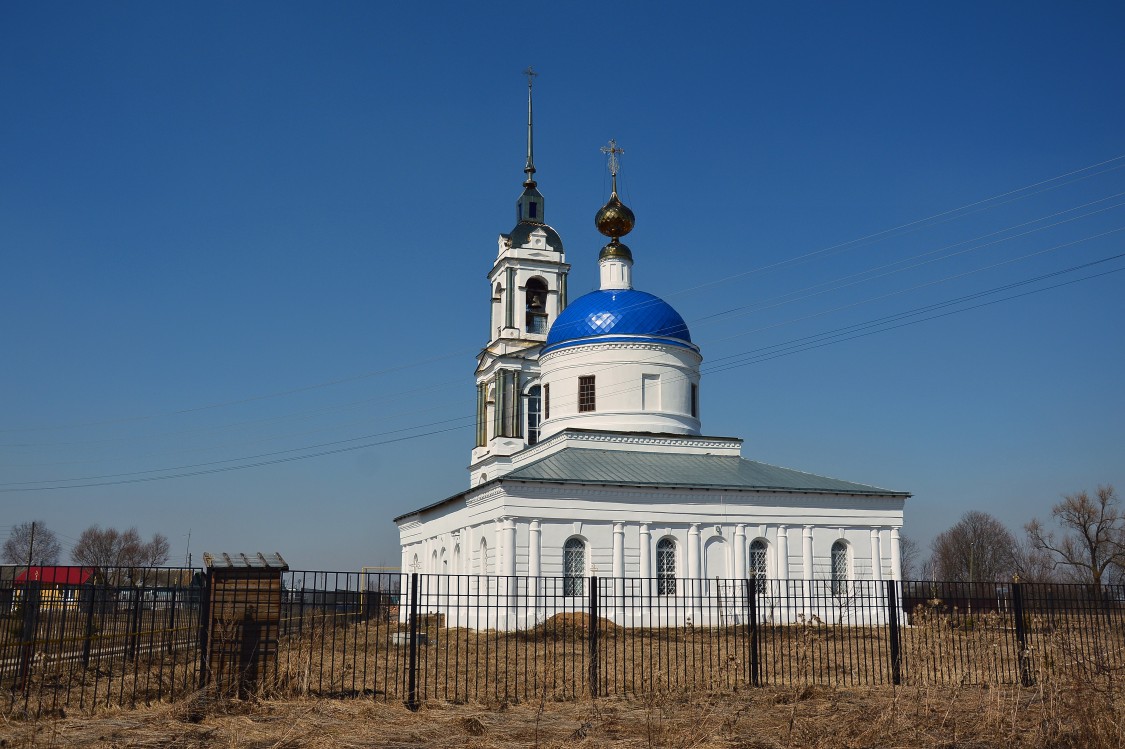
xmin=540 ymin=339 xmax=701 ymax=362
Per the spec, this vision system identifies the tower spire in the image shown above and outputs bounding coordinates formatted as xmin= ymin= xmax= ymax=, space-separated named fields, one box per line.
xmin=523 ymin=66 xmax=537 ymax=187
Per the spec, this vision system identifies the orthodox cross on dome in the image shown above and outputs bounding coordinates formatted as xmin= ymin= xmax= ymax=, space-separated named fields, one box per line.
xmin=600 ymin=139 xmax=625 ymax=193
xmin=523 ymin=67 xmax=538 ymax=185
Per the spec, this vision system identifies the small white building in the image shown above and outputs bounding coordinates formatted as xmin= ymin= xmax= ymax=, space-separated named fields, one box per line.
xmin=394 ymin=82 xmax=909 ymax=628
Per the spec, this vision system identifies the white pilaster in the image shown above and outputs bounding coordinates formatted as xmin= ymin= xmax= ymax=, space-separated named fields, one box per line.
xmin=870 ymin=528 xmax=883 ymax=582
xmin=687 ymin=524 xmax=701 ymax=580
xmin=529 ymin=520 xmax=541 ymax=578
xmin=890 ymin=527 xmax=903 ymax=581
xmin=802 ymin=526 xmax=814 ymax=579
xmin=612 ymin=522 xmax=625 ymax=578
xmin=776 ymin=525 xmax=790 ymax=580
xmin=503 ymin=518 xmax=516 ymax=577
xmin=733 ymin=524 xmax=747 ymax=579
xmin=638 ymin=523 xmax=652 ymax=580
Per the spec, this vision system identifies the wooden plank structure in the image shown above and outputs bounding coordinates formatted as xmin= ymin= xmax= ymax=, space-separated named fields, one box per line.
xmin=199 ymin=552 xmax=288 ymax=697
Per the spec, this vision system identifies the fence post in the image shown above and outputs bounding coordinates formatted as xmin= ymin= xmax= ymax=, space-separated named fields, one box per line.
xmin=588 ymin=576 xmax=599 ymax=699
xmin=81 ymin=582 xmax=96 ymax=671
xmin=744 ymin=578 xmax=760 ymax=687
xmin=406 ymin=572 xmax=420 ymax=711
xmin=1011 ymin=577 xmax=1033 ymax=686
xmin=885 ymin=580 xmax=902 ymax=686
xmin=166 ymin=587 xmax=178 ymax=655
xmin=127 ymin=586 xmax=143 ymax=663
xmin=16 ymin=581 xmax=41 ymax=691
xmin=197 ymin=569 xmax=212 ymax=690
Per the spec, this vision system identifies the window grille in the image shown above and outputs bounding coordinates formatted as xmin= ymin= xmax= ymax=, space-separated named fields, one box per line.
xmin=544 ymin=383 xmax=550 ymax=420
xmin=657 ymin=538 xmax=676 ymax=595
xmin=563 ymin=538 xmax=585 ymax=596
xmin=578 ymin=375 xmax=596 ymax=412
xmin=749 ymin=539 xmax=768 ymax=594
xmin=831 ymin=540 xmax=848 ymax=595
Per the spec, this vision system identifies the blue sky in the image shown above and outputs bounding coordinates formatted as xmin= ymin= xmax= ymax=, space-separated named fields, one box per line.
xmin=2 ymin=2 xmax=1123 ymax=571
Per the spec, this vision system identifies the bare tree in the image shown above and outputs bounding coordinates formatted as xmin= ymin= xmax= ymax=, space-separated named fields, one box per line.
xmin=2 ymin=521 xmax=62 ymax=566
xmin=1026 ymin=485 xmax=1125 ymax=586
xmin=70 ymin=526 xmax=171 ymax=571
xmin=930 ymin=511 xmax=1019 ymax=583
xmin=899 ymin=533 xmax=920 ymax=580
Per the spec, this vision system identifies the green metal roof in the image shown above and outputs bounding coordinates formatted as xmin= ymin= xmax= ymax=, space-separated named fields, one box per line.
xmin=394 ymin=447 xmax=908 ymax=522
xmin=502 ymin=448 xmax=908 ymax=496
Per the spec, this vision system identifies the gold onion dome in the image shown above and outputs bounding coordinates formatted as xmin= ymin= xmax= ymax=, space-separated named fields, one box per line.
xmin=595 ymin=192 xmax=635 ymax=239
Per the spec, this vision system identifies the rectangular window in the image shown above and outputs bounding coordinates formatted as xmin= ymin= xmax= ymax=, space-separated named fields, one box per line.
xmin=528 ymin=202 xmax=537 ymax=219
xmin=544 ymin=383 xmax=550 ymax=420
xmin=578 ymin=375 xmax=596 ymax=413
xmin=690 ymin=383 xmax=699 ymax=418
xmin=526 ymin=386 xmax=541 ymax=446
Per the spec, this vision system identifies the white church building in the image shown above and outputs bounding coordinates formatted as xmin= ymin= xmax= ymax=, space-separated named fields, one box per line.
xmin=394 ymin=78 xmax=909 ymax=627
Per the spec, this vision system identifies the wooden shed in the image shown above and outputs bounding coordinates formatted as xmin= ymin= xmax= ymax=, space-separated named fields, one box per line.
xmin=200 ymin=552 xmax=288 ymax=697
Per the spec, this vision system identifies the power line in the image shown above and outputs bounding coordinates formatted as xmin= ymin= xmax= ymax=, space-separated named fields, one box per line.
xmin=6 ymin=251 xmax=1121 ymax=492
xmin=5 ymin=152 xmax=1123 ymax=436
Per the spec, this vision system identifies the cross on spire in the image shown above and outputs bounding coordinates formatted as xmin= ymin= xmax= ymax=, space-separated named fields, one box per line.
xmin=601 ymin=139 xmax=625 ymax=192
xmin=523 ymin=67 xmax=537 ymax=185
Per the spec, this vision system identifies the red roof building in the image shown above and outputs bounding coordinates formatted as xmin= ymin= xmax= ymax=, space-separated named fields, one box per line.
xmin=14 ymin=566 xmax=94 ymax=586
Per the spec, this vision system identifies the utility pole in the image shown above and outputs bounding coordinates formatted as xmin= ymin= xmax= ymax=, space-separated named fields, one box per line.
xmin=26 ymin=521 xmax=36 ymax=570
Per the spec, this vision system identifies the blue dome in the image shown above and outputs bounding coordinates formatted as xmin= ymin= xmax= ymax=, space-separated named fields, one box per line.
xmin=543 ymin=289 xmax=694 ymax=353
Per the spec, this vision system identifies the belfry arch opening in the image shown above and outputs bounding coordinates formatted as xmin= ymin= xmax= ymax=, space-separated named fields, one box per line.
xmin=526 ymin=277 xmax=548 ymax=334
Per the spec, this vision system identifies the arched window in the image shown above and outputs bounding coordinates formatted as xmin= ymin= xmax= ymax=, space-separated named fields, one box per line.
xmin=831 ymin=540 xmax=849 ymax=595
xmin=657 ymin=538 xmax=677 ymax=595
xmin=526 ymin=277 xmax=548 ymax=334
xmin=563 ymin=538 xmax=586 ymax=596
xmin=526 ymin=385 xmax=542 ymax=445
xmin=749 ymin=539 xmax=768 ymax=594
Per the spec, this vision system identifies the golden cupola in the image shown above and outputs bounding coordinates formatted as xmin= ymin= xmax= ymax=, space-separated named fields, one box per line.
xmin=596 ymin=139 xmax=634 ymax=262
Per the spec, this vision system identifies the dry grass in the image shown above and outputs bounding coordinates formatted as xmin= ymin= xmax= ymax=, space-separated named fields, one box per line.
xmin=2 ymin=676 xmax=1125 ymax=749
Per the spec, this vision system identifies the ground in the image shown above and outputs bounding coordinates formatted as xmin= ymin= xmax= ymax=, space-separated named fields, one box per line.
xmin=2 ymin=682 xmax=1122 ymax=749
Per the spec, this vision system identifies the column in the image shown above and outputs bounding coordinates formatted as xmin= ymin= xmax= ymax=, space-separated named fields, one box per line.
xmin=638 ymin=523 xmax=652 ymax=580
xmin=503 ymin=519 xmax=517 ymax=577
xmin=687 ymin=524 xmax=702 ymax=624
xmin=890 ymin=527 xmax=903 ymax=581
xmin=802 ymin=526 xmax=815 ymax=617
xmin=528 ymin=520 xmax=542 ymax=578
xmin=776 ymin=525 xmax=790 ymax=579
xmin=687 ymin=524 xmax=701 ymax=580
xmin=733 ymin=524 xmax=747 ymax=580
xmin=612 ymin=522 xmax=625 ymax=577
xmin=870 ymin=528 xmax=883 ymax=582
xmin=802 ymin=526 xmax=814 ymax=580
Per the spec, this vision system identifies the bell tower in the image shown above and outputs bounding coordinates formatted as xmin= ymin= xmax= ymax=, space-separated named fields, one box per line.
xmin=471 ymin=69 xmax=570 ymax=478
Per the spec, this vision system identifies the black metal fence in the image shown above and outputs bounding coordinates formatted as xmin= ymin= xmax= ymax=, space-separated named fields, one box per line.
xmin=5 ymin=568 xmax=1125 ymax=718
xmin=0 ymin=566 xmax=201 ymax=718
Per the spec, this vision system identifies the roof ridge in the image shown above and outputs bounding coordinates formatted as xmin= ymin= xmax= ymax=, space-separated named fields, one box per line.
xmin=740 ymin=456 xmax=901 ymax=494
